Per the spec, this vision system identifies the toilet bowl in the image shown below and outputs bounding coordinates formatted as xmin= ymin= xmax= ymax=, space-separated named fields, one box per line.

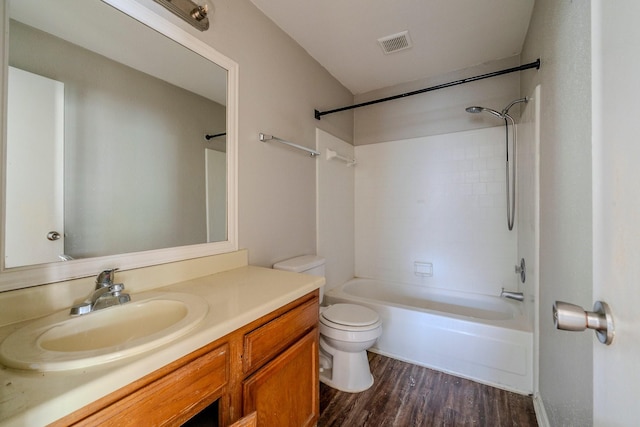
xmin=319 ymin=303 xmax=382 ymax=392
xmin=273 ymin=256 xmax=382 ymax=393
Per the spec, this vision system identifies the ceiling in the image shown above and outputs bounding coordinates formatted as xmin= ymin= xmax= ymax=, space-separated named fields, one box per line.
xmin=249 ymin=0 xmax=535 ymax=95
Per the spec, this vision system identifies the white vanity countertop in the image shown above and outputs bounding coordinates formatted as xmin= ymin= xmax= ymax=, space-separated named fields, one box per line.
xmin=0 ymin=265 xmax=324 ymax=426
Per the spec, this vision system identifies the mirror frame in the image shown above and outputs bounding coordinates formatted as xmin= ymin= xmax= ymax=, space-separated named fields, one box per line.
xmin=0 ymin=0 xmax=238 ymax=292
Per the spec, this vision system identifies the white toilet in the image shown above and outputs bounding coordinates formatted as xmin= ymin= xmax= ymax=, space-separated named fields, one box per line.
xmin=273 ymin=255 xmax=382 ymax=393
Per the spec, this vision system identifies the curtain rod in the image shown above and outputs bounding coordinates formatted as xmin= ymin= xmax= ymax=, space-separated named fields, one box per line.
xmin=205 ymin=132 xmax=226 ymax=140
xmin=314 ymin=58 xmax=540 ymax=120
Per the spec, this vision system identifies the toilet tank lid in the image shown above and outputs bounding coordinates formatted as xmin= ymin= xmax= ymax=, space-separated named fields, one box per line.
xmin=273 ymin=255 xmax=325 ymax=272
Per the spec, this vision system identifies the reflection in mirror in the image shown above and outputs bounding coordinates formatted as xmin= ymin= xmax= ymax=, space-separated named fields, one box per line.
xmin=1 ymin=0 xmax=238 ymax=290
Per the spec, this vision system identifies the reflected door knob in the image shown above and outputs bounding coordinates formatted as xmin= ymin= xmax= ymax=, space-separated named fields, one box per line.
xmin=47 ymin=231 xmax=61 ymax=241
xmin=553 ymin=301 xmax=614 ymax=345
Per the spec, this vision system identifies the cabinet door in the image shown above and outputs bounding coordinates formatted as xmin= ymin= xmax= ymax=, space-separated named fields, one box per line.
xmin=242 ymin=329 xmax=318 ymax=427
xmin=230 ymin=411 xmax=257 ymax=427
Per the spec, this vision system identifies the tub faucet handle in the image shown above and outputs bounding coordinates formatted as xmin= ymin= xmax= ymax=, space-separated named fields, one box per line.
xmin=514 ymin=258 xmax=526 ymax=283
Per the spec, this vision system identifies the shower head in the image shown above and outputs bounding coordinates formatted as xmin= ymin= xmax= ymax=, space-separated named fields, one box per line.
xmin=465 ymin=97 xmax=529 ymax=121
xmin=465 ymin=106 xmax=504 ymax=119
xmin=465 ymin=106 xmax=484 ymax=114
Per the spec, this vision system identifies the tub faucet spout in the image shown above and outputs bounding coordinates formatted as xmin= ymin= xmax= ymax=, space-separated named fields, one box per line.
xmin=500 ymin=288 xmax=524 ymax=302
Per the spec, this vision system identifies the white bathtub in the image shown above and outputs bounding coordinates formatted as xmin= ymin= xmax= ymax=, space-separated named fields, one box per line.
xmin=324 ymin=278 xmax=533 ymax=394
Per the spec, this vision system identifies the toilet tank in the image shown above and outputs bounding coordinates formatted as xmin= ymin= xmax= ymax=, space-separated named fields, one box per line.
xmin=273 ymin=255 xmax=325 ymax=276
xmin=273 ymin=255 xmax=325 ymax=302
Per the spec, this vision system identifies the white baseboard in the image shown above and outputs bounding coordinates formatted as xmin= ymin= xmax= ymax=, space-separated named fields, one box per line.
xmin=533 ymin=393 xmax=550 ymax=427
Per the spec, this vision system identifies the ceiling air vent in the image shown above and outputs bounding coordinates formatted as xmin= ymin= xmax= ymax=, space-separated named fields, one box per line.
xmin=377 ymin=30 xmax=412 ymax=54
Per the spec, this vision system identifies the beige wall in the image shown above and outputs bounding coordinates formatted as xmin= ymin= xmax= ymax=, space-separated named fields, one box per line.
xmin=131 ymin=0 xmax=354 ymax=267
xmin=520 ymin=1 xmax=593 ymax=425
xmin=353 ymin=56 xmax=522 ymax=145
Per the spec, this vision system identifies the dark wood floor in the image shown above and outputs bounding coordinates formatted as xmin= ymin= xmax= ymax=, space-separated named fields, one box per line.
xmin=319 ymin=352 xmax=538 ymax=427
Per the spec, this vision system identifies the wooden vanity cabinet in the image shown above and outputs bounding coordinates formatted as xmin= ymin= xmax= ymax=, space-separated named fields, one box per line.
xmin=50 ymin=291 xmax=319 ymax=427
xmin=241 ymin=295 xmax=319 ymax=427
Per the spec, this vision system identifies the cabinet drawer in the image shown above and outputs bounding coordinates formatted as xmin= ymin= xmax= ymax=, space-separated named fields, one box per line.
xmin=75 ymin=343 xmax=229 ymax=426
xmin=243 ymin=296 xmax=318 ymax=374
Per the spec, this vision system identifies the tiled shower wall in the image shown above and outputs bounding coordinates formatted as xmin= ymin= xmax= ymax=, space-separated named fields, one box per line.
xmin=354 ymin=126 xmax=519 ymax=296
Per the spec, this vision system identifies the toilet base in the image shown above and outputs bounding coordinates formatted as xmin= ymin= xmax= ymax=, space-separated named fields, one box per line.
xmin=319 ymin=368 xmax=374 ymax=393
xmin=319 ymin=341 xmax=375 ymax=393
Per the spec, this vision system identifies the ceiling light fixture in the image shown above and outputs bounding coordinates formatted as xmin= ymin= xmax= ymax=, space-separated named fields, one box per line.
xmin=153 ymin=0 xmax=212 ymax=31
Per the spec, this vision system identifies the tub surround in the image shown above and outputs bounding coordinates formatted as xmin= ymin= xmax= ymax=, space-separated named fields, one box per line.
xmin=354 ymin=127 xmax=517 ymax=297
xmin=0 ymin=250 xmax=324 ymax=426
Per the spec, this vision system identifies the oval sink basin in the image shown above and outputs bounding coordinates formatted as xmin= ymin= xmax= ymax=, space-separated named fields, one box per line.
xmin=0 ymin=291 xmax=208 ymax=371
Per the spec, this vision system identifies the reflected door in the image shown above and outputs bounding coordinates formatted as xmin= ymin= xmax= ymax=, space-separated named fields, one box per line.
xmin=5 ymin=67 xmax=64 ymax=267
xmin=205 ymin=148 xmax=226 ymax=242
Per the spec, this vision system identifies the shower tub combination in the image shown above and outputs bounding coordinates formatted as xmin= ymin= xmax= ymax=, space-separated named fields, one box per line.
xmin=324 ymin=278 xmax=533 ymax=394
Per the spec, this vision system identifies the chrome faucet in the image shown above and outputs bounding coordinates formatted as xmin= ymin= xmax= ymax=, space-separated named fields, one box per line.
xmin=70 ymin=268 xmax=131 ymax=316
xmin=500 ymin=287 xmax=524 ymax=302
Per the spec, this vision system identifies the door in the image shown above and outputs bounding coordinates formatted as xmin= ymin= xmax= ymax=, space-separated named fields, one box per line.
xmin=205 ymin=147 xmax=227 ymax=242
xmin=5 ymin=67 xmax=64 ymax=267
xmin=592 ymin=1 xmax=640 ymax=425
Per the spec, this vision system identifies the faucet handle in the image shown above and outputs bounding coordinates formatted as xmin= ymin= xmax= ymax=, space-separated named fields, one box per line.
xmin=109 ymin=283 xmax=125 ymax=294
xmin=96 ymin=268 xmax=118 ymax=288
xmin=109 ymin=283 xmax=131 ymax=304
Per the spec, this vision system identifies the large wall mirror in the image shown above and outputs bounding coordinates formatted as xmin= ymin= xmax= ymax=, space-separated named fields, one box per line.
xmin=0 ymin=0 xmax=238 ymax=291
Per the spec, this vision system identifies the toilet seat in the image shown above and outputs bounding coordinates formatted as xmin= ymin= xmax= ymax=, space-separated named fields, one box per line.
xmin=320 ymin=303 xmax=381 ymax=331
